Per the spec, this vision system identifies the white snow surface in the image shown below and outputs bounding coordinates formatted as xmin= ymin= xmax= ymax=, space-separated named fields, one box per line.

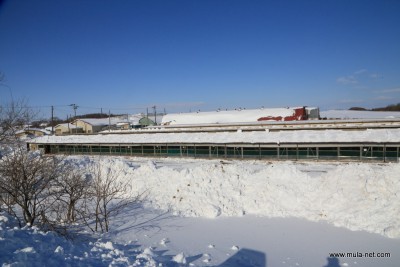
xmin=162 ymin=108 xmax=299 ymax=125
xmin=162 ymin=108 xmax=400 ymax=125
xmin=30 ymin=128 xmax=400 ymax=144
xmin=1 ymin=155 xmax=400 ymax=266
xmin=71 ymin=156 xmax=400 ymax=239
xmin=321 ymin=110 xmax=400 ymax=119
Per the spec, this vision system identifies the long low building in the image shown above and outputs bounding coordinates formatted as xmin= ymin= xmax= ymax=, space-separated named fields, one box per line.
xmin=161 ymin=107 xmax=319 ymax=125
xmin=28 ymin=128 xmax=400 ymax=162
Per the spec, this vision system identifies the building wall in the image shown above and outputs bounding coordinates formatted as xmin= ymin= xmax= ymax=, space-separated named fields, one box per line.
xmin=74 ymin=120 xmax=109 ymax=133
xmin=55 ymin=125 xmax=83 ymax=135
xmin=28 ymin=143 xmax=400 ymax=162
xmin=75 ymin=120 xmax=93 ymax=133
xmin=55 ymin=125 xmax=69 ymax=135
xmin=91 ymin=125 xmax=104 ymax=133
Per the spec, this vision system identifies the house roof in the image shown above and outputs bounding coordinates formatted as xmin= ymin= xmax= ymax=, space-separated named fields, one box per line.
xmin=75 ymin=114 xmax=164 ymax=127
xmin=55 ymin=123 xmax=82 ymax=129
xmin=76 ymin=117 xmax=136 ymax=126
xmin=15 ymin=128 xmax=51 ymax=135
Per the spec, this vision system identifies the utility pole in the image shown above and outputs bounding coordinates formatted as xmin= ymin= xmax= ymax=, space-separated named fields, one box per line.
xmin=152 ymin=105 xmax=157 ymax=125
xmin=70 ymin=104 xmax=78 ymax=119
xmin=108 ymin=110 xmax=111 ymax=132
xmin=67 ymin=115 xmax=70 ymax=133
xmin=51 ymin=105 xmax=54 ymax=134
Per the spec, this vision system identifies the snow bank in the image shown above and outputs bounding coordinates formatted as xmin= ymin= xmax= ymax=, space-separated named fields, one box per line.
xmin=69 ymin=156 xmax=400 ymax=239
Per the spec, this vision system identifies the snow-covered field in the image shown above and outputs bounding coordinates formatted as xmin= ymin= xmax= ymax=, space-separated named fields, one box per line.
xmin=161 ymin=108 xmax=400 ymax=125
xmin=1 ymin=156 xmax=400 ymax=266
xmin=321 ymin=110 xmax=400 ymax=119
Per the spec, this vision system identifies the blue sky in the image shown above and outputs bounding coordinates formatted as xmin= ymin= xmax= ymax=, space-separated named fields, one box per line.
xmin=0 ymin=0 xmax=399 ymax=119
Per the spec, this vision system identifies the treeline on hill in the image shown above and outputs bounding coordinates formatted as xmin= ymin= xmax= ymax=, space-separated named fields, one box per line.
xmin=349 ymin=103 xmax=400 ymax=112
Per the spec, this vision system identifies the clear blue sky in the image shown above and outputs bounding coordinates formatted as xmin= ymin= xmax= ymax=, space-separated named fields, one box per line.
xmin=1 ymin=0 xmax=399 ymax=119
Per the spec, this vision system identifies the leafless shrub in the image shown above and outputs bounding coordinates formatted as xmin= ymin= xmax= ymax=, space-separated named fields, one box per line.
xmin=0 ymin=146 xmax=62 ymax=227
xmin=0 ymin=97 xmax=143 ymax=233
xmin=0 ymin=98 xmax=37 ymax=144
xmin=54 ymin=163 xmax=91 ymax=223
xmin=79 ymin=161 xmax=143 ymax=233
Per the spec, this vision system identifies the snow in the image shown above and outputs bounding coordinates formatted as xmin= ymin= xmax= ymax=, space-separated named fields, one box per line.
xmin=172 ymin=252 xmax=187 ymax=264
xmin=75 ymin=114 xmax=164 ymax=127
xmin=55 ymin=122 xmax=82 ymax=129
xmin=162 ymin=108 xmax=300 ymax=125
xmin=30 ymin=128 xmax=400 ymax=144
xmin=15 ymin=128 xmax=51 ymax=135
xmin=81 ymin=156 xmax=400 ymax=239
xmin=321 ymin=110 xmax=400 ymax=119
xmin=162 ymin=108 xmax=400 ymax=125
xmin=76 ymin=117 xmax=131 ymax=127
xmin=1 ymin=155 xmax=400 ymax=266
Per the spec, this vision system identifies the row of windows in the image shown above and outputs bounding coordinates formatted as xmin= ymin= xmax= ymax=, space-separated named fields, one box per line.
xmin=37 ymin=144 xmax=400 ymax=162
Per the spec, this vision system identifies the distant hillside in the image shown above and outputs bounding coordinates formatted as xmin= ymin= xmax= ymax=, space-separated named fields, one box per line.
xmin=75 ymin=113 xmax=120 ymax=119
xmin=372 ymin=103 xmax=400 ymax=111
xmin=350 ymin=103 xmax=400 ymax=112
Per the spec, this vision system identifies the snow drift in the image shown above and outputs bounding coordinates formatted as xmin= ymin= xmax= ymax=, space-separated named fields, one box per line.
xmin=71 ymin=156 xmax=400 ymax=239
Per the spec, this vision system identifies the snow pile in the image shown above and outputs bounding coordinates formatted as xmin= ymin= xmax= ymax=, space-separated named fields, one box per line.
xmin=2 ymin=156 xmax=399 ymax=266
xmin=0 ymin=211 xmax=186 ymax=266
xmin=73 ymin=156 xmax=400 ymax=239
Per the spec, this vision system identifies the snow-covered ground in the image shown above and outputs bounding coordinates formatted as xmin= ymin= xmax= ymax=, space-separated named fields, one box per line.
xmin=161 ymin=108 xmax=400 ymax=125
xmin=1 ymin=156 xmax=400 ymax=266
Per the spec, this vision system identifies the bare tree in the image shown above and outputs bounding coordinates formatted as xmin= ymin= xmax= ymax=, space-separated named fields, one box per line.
xmin=55 ymin=162 xmax=90 ymax=223
xmin=0 ymin=146 xmax=62 ymax=227
xmin=0 ymin=98 xmax=36 ymax=144
xmin=0 ymin=94 xmax=39 ymax=216
xmin=82 ymin=162 xmax=141 ymax=233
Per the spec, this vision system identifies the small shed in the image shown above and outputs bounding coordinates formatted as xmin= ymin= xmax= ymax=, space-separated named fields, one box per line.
xmin=139 ymin=117 xmax=156 ymax=127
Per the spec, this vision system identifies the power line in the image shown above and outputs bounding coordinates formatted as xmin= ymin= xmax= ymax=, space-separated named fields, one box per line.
xmin=69 ymin=104 xmax=78 ymax=118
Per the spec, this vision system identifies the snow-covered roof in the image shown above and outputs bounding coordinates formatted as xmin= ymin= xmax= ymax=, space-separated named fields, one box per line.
xmin=76 ymin=118 xmax=120 ymax=126
xmin=75 ymin=114 xmax=163 ymax=127
xmin=15 ymin=128 xmax=51 ymax=135
xmin=55 ymin=123 xmax=82 ymax=129
xmin=29 ymin=128 xmax=400 ymax=145
xmin=161 ymin=108 xmax=302 ymax=125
